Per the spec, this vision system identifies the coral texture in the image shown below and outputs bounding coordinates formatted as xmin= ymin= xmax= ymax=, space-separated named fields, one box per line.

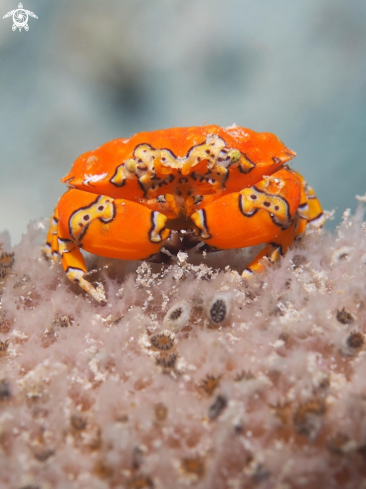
xmin=1 ymin=203 xmax=366 ymax=489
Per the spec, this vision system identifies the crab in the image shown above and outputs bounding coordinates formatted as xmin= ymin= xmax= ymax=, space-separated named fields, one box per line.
xmin=45 ymin=125 xmax=324 ymax=302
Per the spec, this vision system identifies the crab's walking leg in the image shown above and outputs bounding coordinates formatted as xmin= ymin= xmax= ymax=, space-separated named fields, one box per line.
xmin=53 ymin=189 xmax=170 ymax=302
xmin=293 ymin=171 xmax=325 ymax=229
xmin=56 ymin=223 xmax=104 ymax=302
xmin=191 ymin=168 xmax=304 ymax=276
xmin=45 ymin=206 xmax=60 ymax=261
xmin=241 ymin=222 xmax=298 ymax=277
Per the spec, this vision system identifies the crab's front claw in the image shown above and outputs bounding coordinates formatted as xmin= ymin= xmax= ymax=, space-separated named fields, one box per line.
xmin=51 ymin=189 xmax=170 ymax=302
xmin=192 ymin=169 xmax=301 ymax=248
xmin=191 ymin=168 xmax=304 ymax=276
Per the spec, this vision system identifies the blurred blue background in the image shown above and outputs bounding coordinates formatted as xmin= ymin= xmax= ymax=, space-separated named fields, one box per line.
xmin=1 ymin=0 xmax=366 ymax=244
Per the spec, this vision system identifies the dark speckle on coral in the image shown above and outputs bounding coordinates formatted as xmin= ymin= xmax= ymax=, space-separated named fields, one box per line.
xmin=180 ymin=456 xmax=205 ymax=478
xmin=293 ymin=399 xmax=326 ymax=437
xmin=150 ymin=331 xmax=174 ymax=350
xmin=170 ymin=307 xmax=182 ymax=320
xmin=201 ymin=374 xmax=221 ymax=395
xmin=127 ymin=475 xmax=154 ymax=489
xmin=208 ymin=293 xmax=231 ymax=325
xmin=70 ymin=414 xmax=87 ymax=431
xmin=346 ymin=330 xmax=364 ymax=349
xmin=208 ymin=394 xmax=227 ymax=420
xmin=155 ymin=351 xmax=177 ymax=369
xmin=336 ymin=307 xmax=354 ymax=324
xmin=0 ymin=379 xmax=10 ymax=400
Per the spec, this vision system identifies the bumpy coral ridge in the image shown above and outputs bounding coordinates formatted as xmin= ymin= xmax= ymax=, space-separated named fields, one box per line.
xmin=1 ymin=204 xmax=366 ymax=489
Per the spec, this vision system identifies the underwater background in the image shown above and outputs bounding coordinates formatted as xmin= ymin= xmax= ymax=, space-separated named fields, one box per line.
xmin=0 ymin=0 xmax=366 ymax=243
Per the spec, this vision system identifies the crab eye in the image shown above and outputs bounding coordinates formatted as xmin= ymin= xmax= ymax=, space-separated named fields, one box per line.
xmin=125 ymin=159 xmax=137 ymax=173
xmin=228 ymin=149 xmax=241 ymax=164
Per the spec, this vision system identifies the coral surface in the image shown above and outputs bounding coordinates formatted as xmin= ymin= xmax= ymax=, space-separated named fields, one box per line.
xmin=1 ymin=202 xmax=366 ymax=488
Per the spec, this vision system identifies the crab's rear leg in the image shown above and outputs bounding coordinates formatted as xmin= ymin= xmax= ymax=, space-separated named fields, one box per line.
xmin=191 ymin=168 xmax=307 ymax=276
xmin=242 ymin=173 xmax=309 ymax=276
xmin=45 ymin=206 xmax=60 ymax=261
xmin=293 ymin=170 xmax=325 ymax=229
xmin=52 ymin=189 xmax=170 ymax=302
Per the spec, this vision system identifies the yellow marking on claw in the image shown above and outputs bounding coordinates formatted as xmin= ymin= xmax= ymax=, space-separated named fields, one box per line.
xmin=239 ymin=187 xmax=289 ymax=227
xmin=69 ymin=196 xmax=115 ymax=244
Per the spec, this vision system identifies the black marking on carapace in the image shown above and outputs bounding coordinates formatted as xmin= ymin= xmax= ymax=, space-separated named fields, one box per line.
xmin=138 ymin=174 xmax=170 ymax=196
xmin=179 ymin=177 xmax=188 ymax=184
xmin=133 ymin=142 xmax=178 ymax=160
xmin=185 ymin=140 xmax=211 ymax=159
xmin=110 ymin=164 xmax=126 ymax=188
xmin=133 ymin=142 xmax=153 ymax=155
xmin=238 ymin=153 xmax=256 ymax=174
xmin=137 ymin=178 xmax=146 ymax=196
xmin=160 ymin=175 xmax=175 ymax=188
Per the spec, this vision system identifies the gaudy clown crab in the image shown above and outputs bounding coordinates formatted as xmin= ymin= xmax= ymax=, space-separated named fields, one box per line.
xmin=45 ymin=125 xmax=324 ymax=302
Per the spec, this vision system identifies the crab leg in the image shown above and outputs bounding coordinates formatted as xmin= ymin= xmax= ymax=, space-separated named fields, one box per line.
xmin=45 ymin=206 xmax=60 ymax=261
xmin=241 ymin=221 xmax=298 ymax=277
xmin=243 ymin=172 xmax=324 ymax=276
xmin=50 ymin=189 xmax=170 ymax=302
xmin=292 ymin=170 xmax=325 ymax=229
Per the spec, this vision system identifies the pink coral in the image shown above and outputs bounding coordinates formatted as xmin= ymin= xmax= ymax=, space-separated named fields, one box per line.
xmin=0 ymin=204 xmax=366 ymax=488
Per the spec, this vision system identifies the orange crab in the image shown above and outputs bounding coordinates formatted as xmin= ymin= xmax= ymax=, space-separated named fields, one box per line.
xmin=45 ymin=125 xmax=324 ymax=302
